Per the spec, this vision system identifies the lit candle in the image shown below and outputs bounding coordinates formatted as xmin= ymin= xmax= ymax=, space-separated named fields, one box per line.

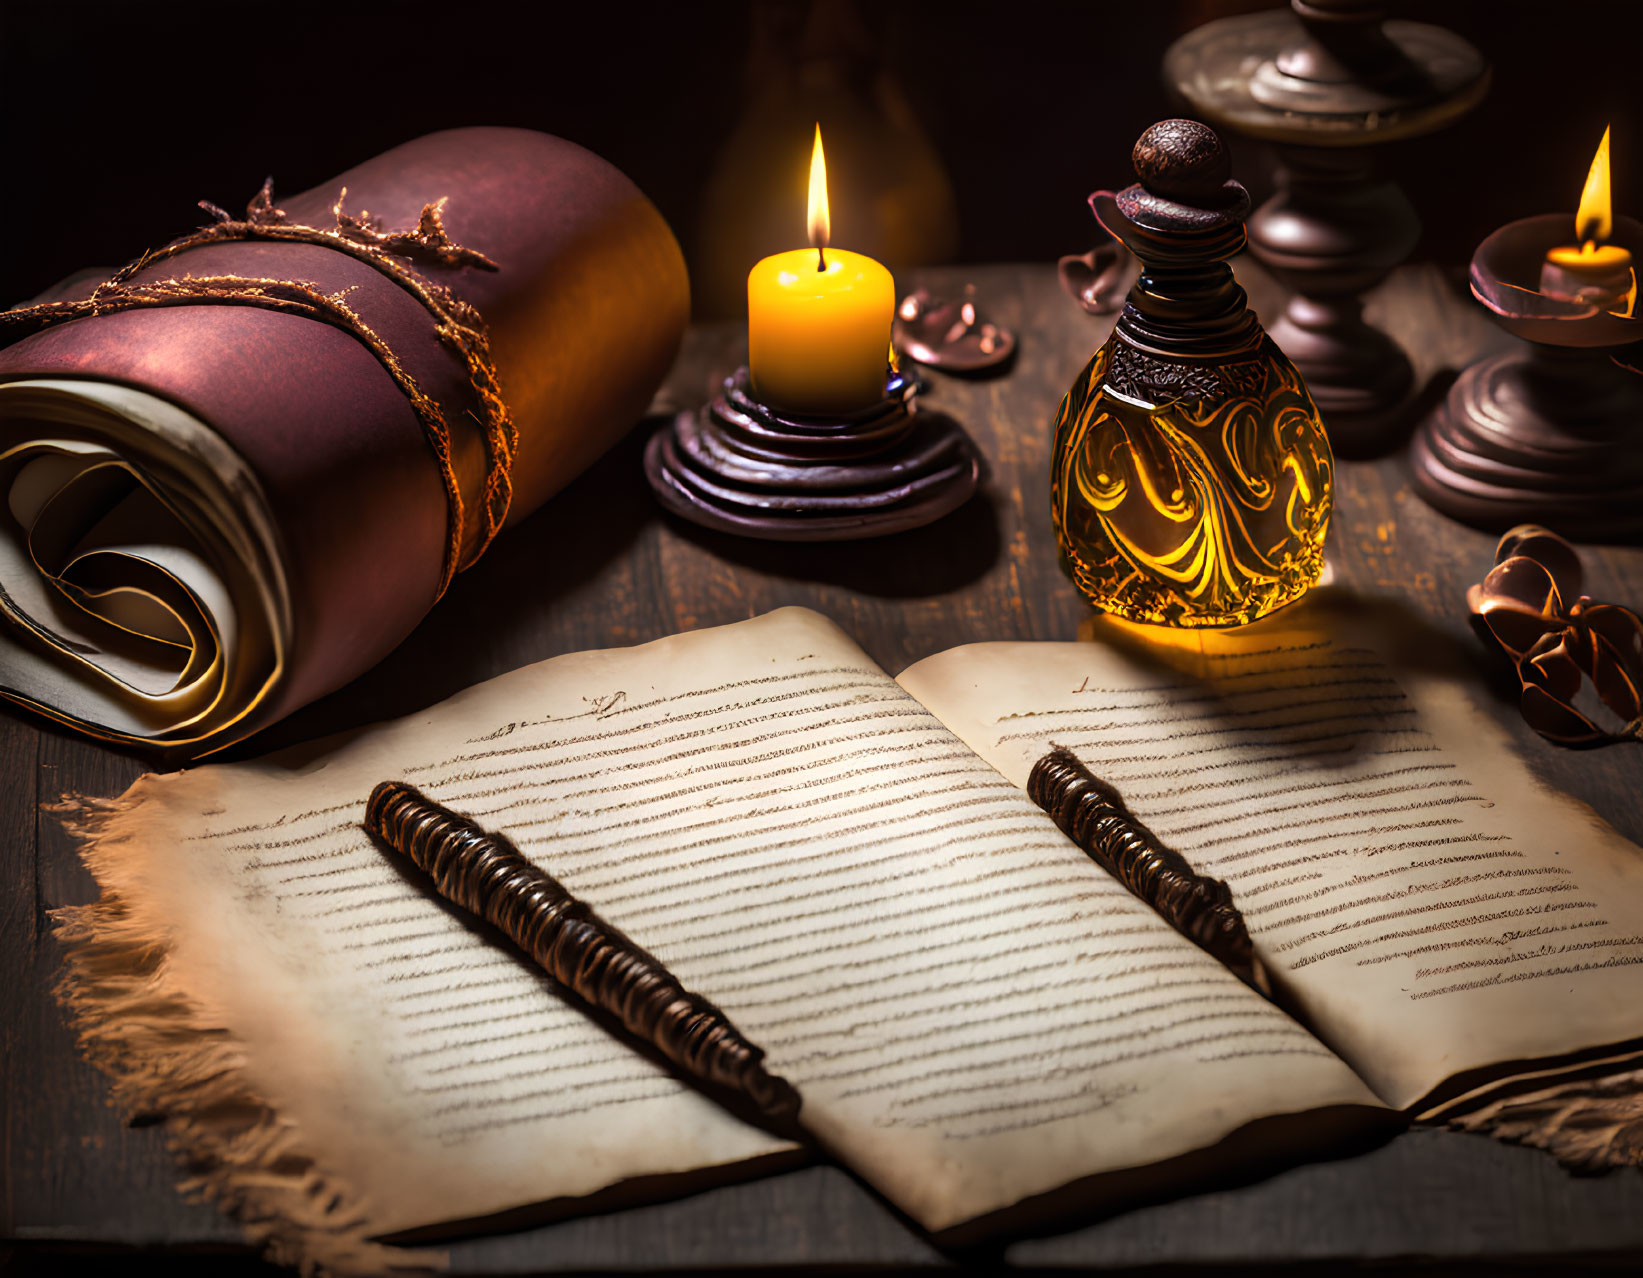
xmin=747 ymin=125 xmax=895 ymax=416
xmin=1540 ymin=125 xmax=1636 ymax=315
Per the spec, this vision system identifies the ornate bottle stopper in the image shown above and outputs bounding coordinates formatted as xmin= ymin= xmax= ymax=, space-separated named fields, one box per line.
xmin=1050 ymin=119 xmax=1333 ymax=629
xmin=1166 ymin=1 xmax=1489 ymax=456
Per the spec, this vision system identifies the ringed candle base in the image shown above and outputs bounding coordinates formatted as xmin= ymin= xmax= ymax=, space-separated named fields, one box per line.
xmin=644 ymin=367 xmax=980 ymax=541
xmin=1410 ymin=211 xmax=1643 ymax=542
xmin=1410 ymin=347 xmax=1643 ymax=542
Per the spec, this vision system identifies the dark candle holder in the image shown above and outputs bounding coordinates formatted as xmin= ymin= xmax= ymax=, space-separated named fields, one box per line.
xmin=1410 ymin=213 xmax=1643 ymax=542
xmin=644 ymin=366 xmax=980 ymax=541
xmin=1165 ymin=0 xmax=1489 ymax=457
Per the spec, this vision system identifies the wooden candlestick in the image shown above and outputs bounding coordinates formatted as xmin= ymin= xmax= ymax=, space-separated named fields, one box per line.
xmin=1165 ymin=1 xmax=1489 ymax=457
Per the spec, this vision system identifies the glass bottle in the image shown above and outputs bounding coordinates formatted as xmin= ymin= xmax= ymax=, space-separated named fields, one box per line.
xmin=1050 ymin=119 xmax=1333 ymax=628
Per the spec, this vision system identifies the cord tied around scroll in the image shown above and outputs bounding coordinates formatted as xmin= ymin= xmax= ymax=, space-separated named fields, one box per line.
xmin=0 ymin=179 xmax=519 ymax=598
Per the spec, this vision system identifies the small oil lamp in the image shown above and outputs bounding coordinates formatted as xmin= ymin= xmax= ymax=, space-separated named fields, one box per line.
xmin=1537 ymin=127 xmax=1635 ymax=314
xmin=646 ymin=127 xmax=979 ymax=541
xmin=1411 ymin=125 xmax=1643 ymax=542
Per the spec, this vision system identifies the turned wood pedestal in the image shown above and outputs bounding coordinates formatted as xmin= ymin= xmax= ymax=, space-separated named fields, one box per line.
xmin=1166 ymin=0 xmax=1488 ymax=458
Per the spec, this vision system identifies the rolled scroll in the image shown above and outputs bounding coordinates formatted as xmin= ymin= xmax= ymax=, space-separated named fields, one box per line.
xmin=0 ymin=128 xmax=687 ymax=754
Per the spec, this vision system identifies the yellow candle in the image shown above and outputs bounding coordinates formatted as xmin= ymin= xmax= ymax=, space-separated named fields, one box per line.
xmin=747 ymin=126 xmax=894 ymax=416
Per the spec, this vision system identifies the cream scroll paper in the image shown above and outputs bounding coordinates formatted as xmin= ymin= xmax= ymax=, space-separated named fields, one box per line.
xmin=1 ymin=380 xmax=288 ymax=747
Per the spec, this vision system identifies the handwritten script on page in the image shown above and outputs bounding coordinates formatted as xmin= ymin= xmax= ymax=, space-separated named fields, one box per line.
xmin=81 ymin=608 xmax=1376 ymax=1243
xmin=898 ymin=610 xmax=1643 ymax=1110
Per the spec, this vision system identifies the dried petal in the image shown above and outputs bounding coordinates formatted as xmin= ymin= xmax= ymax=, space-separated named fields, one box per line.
xmin=1468 ymin=524 xmax=1643 ymax=747
xmin=1494 ymin=524 xmax=1584 ymax=601
xmin=1519 ymin=683 xmax=1609 ymax=744
xmin=1586 ymin=604 xmax=1643 ymax=723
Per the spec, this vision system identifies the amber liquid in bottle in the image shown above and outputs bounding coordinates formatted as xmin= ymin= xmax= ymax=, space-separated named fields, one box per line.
xmin=1051 ymin=121 xmax=1333 ymax=629
xmin=1050 ymin=337 xmax=1333 ymax=628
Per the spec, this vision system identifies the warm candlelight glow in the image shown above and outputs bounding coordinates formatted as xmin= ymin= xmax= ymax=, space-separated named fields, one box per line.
xmin=808 ymin=124 xmax=830 ymax=269
xmin=1541 ymin=124 xmax=1635 ymax=315
xmin=1576 ymin=124 xmax=1613 ymax=244
xmin=1544 ymin=242 xmax=1631 ymax=272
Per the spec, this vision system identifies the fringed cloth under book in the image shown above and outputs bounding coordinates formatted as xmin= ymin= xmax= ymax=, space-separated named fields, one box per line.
xmin=1447 ymin=1068 xmax=1643 ymax=1170
xmin=53 ymin=796 xmax=443 ymax=1276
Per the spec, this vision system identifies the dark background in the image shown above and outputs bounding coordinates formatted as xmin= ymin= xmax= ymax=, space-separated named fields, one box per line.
xmin=5 ymin=7 xmax=1643 ymax=1271
xmin=2 ymin=0 xmax=1639 ymax=314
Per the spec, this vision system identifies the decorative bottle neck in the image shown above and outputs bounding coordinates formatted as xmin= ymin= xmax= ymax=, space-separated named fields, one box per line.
xmin=1117 ymin=258 xmax=1261 ymax=357
xmin=1090 ymin=193 xmax=1263 ymax=359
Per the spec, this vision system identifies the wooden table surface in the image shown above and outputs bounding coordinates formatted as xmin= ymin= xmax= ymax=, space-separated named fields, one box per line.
xmin=4 ymin=261 xmax=1642 ymax=1273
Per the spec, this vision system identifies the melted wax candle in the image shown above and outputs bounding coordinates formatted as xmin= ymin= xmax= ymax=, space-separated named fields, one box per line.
xmin=747 ymin=126 xmax=894 ymax=416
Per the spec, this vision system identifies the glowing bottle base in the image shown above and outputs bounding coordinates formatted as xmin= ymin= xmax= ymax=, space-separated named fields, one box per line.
xmin=1050 ymin=338 xmax=1333 ymax=630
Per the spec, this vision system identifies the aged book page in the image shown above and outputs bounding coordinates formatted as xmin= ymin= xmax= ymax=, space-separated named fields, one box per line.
xmin=63 ymin=605 xmax=1378 ymax=1264
xmin=73 ymin=752 xmax=787 ymax=1251
xmin=896 ymin=596 xmax=1643 ymax=1112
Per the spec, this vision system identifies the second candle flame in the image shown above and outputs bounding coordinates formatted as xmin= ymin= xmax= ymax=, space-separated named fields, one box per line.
xmin=808 ymin=123 xmax=830 ymax=271
xmin=1576 ymin=124 xmax=1614 ymax=246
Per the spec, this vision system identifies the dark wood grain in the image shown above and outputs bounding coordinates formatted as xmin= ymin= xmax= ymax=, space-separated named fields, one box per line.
xmin=6 ymin=261 xmax=1642 ymax=1271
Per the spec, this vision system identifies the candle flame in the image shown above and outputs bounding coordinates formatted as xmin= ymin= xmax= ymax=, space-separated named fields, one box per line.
xmin=808 ymin=124 xmax=830 ymax=266
xmin=1576 ymin=125 xmax=1614 ymax=244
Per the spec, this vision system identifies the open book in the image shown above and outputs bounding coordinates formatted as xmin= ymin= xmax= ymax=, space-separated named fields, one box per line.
xmin=56 ymin=605 xmax=1643 ymax=1272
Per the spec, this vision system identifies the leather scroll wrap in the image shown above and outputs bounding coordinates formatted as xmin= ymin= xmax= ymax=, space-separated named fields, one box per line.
xmin=1028 ymin=747 xmax=1271 ymax=996
xmin=364 ymin=782 xmax=802 ymax=1126
xmin=1467 ymin=525 xmax=1643 ymax=746
xmin=0 ymin=129 xmax=688 ymax=755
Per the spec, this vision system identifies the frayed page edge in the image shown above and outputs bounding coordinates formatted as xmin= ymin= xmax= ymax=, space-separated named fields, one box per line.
xmin=1447 ymin=1067 xmax=1643 ymax=1173
xmin=50 ymin=793 xmax=447 ymax=1276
